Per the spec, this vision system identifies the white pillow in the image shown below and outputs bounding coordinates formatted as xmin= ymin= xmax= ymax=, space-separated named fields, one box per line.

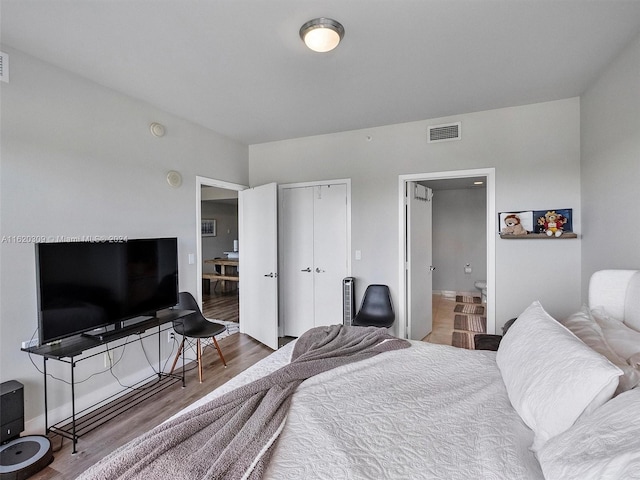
xmin=496 ymin=301 xmax=622 ymax=452
xmin=591 ymin=306 xmax=640 ymax=360
xmin=623 ymin=271 xmax=640 ymax=331
xmin=537 ymin=388 xmax=640 ymax=480
xmin=561 ymin=306 xmax=640 ymax=394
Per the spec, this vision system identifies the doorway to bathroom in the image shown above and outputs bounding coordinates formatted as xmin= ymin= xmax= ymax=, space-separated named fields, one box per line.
xmin=398 ymin=168 xmax=496 ymax=342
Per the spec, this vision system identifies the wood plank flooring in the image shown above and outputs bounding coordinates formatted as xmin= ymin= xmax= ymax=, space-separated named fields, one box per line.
xmin=29 ymin=333 xmax=272 ymax=480
xmin=202 ymin=289 xmax=238 ymax=323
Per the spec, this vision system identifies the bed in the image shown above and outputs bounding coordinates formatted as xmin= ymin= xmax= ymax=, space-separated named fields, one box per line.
xmin=78 ymin=270 xmax=640 ymax=480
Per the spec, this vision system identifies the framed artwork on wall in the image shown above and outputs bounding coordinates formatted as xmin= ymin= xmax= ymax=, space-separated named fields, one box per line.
xmin=201 ymin=218 xmax=217 ymax=236
xmin=498 ymin=211 xmax=533 ymax=235
xmin=534 ymin=209 xmax=573 ymax=236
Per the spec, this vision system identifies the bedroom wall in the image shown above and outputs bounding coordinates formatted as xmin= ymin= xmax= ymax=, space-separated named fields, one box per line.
xmin=581 ymin=32 xmax=640 ymax=296
xmin=249 ymin=98 xmax=582 ymax=335
xmin=0 ymin=47 xmax=248 ymax=429
xmin=431 ymin=187 xmax=487 ymax=294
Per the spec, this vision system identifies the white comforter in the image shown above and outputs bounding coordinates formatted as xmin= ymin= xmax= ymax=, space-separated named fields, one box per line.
xmin=174 ymin=340 xmax=544 ymax=480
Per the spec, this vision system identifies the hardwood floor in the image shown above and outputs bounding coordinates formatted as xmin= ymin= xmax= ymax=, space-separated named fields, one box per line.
xmin=29 ymin=333 xmax=272 ymax=480
xmin=202 ymin=289 xmax=238 ymax=323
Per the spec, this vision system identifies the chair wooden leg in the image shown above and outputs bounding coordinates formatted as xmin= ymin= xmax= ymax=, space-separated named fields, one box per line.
xmin=212 ymin=337 xmax=227 ymax=367
xmin=197 ymin=339 xmax=203 ymax=383
xmin=169 ymin=338 xmax=185 ymax=374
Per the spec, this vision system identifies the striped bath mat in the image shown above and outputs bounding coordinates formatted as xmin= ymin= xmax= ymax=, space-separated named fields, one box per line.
xmin=455 ymin=295 xmax=482 ymax=304
xmin=454 ymin=314 xmax=487 ymax=333
xmin=452 ymin=331 xmax=476 ymax=349
xmin=454 ymin=304 xmax=485 ymax=315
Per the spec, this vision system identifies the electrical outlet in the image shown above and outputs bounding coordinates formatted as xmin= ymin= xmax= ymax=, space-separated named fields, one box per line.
xmin=21 ymin=339 xmax=38 ymax=350
xmin=168 ymin=331 xmax=175 ymax=343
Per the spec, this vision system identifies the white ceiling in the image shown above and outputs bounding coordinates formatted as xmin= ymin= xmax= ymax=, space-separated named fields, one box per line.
xmin=2 ymin=1 xmax=640 ymax=145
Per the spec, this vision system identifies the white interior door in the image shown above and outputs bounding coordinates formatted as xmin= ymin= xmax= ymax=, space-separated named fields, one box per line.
xmin=281 ymin=187 xmax=314 ymax=337
xmin=238 ymin=183 xmax=279 ymax=350
xmin=407 ymin=182 xmax=433 ymax=340
xmin=313 ymin=184 xmax=348 ymax=326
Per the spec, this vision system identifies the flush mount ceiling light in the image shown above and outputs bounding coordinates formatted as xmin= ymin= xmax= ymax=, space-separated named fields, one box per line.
xmin=300 ymin=18 xmax=345 ymax=53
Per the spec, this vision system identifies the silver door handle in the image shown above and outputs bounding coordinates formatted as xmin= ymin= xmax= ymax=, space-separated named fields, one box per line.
xmin=315 ymin=267 xmax=325 ymax=273
xmin=264 ymin=272 xmax=277 ymax=278
xmin=301 ymin=267 xmax=311 ymax=272
xmin=429 ymin=266 xmax=436 ymax=271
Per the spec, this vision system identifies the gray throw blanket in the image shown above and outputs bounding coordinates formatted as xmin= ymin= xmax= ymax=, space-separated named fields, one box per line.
xmin=77 ymin=325 xmax=410 ymax=480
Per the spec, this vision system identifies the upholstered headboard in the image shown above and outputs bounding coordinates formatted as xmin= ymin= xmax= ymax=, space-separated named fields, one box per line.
xmin=589 ymin=269 xmax=640 ymax=331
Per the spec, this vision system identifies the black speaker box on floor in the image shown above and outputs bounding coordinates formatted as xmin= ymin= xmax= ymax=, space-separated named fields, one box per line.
xmin=1 ymin=381 xmax=53 ymax=479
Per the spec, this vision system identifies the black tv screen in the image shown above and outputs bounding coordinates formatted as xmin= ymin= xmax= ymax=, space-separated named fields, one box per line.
xmin=36 ymin=238 xmax=178 ymax=345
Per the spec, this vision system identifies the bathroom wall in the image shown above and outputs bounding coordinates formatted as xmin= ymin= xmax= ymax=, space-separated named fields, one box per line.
xmin=431 ymin=187 xmax=487 ymax=293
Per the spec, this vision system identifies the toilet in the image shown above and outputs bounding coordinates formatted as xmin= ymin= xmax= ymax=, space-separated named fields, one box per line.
xmin=474 ymin=280 xmax=487 ymax=303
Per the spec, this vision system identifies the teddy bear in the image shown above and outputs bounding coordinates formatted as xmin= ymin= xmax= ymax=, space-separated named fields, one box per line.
xmin=538 ymin=210 xmax=566 ymax=237
xmin=501 ymin=214 xmax=528 ymax=235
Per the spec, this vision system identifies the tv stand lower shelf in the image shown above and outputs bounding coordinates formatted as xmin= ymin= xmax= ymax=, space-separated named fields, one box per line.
xmin=48 ymin=373 xmax=182 ymax=451
xmin=23 ymin=309 xmax=193 ymax=454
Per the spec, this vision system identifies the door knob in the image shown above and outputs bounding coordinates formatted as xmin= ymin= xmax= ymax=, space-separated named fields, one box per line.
xmin=301 ymin=267 xmax=311 ymax=272
xmin=315 ymin=267 xmax=325 ymax=273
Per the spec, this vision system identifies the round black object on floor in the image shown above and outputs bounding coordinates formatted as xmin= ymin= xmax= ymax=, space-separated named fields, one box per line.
xmin=0 ymin=436 xmax=53 ymax=480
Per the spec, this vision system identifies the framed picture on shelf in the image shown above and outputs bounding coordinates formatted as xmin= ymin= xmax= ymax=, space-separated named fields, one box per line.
xmin=498 ymin=211 xmax=534 ymax=235
xmin=201 ymin=218 xmax=217 ymax=236
xmin=534 ymin=209 xmax=573 ymax=236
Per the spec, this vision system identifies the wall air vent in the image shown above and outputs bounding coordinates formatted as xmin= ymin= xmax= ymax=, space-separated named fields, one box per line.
xmin=427 ymin=122 xmax=461 ymax=143
xmin=0 ymin=52 xmax=8 ymax=83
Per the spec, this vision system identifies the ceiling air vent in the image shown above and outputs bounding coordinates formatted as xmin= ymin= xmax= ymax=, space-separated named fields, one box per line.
xmin=0 ymin=52 xmax=8 ymax=83
xmin=428 ymin=122 xmax=461 ymax=143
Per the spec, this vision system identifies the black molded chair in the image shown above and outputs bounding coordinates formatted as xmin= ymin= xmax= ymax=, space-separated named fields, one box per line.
xmin=351 ymin=284 xmax=395 ymax=328
xmin=169 ymin=292 xmax=227 ymax=383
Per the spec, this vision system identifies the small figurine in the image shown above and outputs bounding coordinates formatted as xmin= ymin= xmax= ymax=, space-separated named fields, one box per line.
xmin=501 ymin=214 xmax=528 ymax=236
xmin=538 ymin=210 xmax=566 ymax=237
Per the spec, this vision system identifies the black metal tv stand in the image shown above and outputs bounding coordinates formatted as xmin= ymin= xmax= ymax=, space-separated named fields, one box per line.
xmin=22 ymin=308 xmax=193 ymax=454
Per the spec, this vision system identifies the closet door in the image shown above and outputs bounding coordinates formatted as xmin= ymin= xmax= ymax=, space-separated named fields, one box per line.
xmin=280 ymin=181 xmax=350 ymax=337
xmin=313 ymin=184 xmax=348 ymax=326
xmin=281 ymin=187 xmax=315 ymax=337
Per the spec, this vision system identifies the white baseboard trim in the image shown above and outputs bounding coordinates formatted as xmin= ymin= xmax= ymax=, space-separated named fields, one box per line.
xmin=438 ymin=290 xmax=457 ymax=299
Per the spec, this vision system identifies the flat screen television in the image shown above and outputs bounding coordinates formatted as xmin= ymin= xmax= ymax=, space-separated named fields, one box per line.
xmin=36 ymin=237 xmax=178 ymax=345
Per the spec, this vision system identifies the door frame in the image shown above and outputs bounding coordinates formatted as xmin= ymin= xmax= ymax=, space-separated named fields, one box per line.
xmin=398 ymin=168 xmax=496 ymax=339
xmin=195 ymin=176 xmax=247 ymax=307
